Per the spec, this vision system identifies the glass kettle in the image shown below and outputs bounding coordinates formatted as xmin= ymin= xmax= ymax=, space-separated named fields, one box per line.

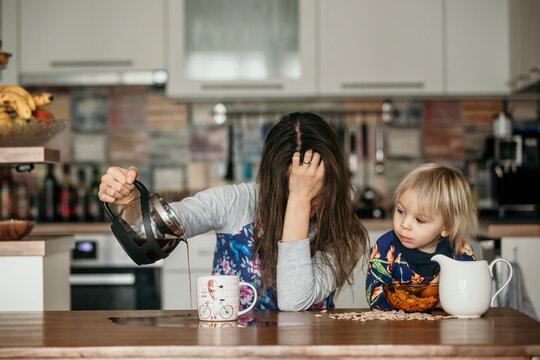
xmin=103 ymin=180 xmax=186 ymax=265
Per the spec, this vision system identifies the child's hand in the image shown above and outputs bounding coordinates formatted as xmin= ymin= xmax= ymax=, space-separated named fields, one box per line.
xmin=430 ymin=275 xmax=443 ymax=309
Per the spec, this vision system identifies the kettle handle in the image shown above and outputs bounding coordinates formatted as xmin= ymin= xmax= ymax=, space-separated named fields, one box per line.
xmin=132 ymin=180 xmax=156 ymax=245
xmin=102 ymin=201 xmax=116 ymax=221
xmin=489 ymin=258 xmax=513 ymax=307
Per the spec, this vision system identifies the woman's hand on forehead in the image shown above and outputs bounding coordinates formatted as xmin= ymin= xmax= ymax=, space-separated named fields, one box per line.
xmin=288 ymin=150 xmax=325 ymax=203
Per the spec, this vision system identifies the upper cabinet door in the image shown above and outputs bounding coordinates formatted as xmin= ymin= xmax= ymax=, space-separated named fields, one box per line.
xmin=166 ymin=0 xmax=316 ymax=99
xmin=445 ymin=0 xmax=509 ymax=95
xmin=20 ymin=0 xmax=165 ymax=73
xmin=508 ymin=0 xmax=540 ymax=92
xmin=318 ymin=0 xmax=443 ymax=96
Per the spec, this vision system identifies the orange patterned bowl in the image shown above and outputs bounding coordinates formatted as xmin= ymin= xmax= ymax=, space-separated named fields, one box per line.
xmin=0 ymin=220 xmax=35 ymax=240
xmin=382 ymin=283 xmax=439 ymax=312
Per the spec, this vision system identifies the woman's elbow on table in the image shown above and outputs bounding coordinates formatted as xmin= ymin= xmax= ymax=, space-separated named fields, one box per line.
xmin=277 ymin=289 xmax=318 ymax=311
xmin=277 ymin=299 xmax=312 ymax=312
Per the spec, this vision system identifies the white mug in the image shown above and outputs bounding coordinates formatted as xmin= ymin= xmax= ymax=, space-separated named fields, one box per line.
xmin=197 ymin=275 xmax=258 ymax=321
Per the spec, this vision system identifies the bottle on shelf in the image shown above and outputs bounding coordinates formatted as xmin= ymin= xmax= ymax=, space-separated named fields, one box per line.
xmin=87 ymin=166 xmax=104 ymax=222
xmin=74 ymin=168 xmax=87 ymax=222
xmin=41 ymin=163 xmax=59 ymax=222
xmin=59 ymin=164 xmax=76 ymax=222
xmin=15 ymin=182 xmax=30 ymax=219
xmin=0 ymin=167 xmax=14 ymax=220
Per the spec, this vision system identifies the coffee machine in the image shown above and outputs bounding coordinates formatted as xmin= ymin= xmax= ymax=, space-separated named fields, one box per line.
xmin=479 ymin=112 xmax=540 ymax=219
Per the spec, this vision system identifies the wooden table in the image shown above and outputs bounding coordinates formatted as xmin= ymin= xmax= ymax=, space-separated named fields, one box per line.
xmin=0 ymin=307 xmax=539 ymax=359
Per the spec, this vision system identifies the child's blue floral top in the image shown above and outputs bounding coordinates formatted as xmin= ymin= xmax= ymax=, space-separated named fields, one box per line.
xmin=365 ymin=230 xmax=476 ymax=310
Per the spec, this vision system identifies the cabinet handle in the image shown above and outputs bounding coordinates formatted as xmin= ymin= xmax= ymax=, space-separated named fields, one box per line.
xmin=341 ymin=82 xmax=424 ymax=90
xmin=69 ymin=273 xmax=136 ymax=286
xmin=50 ymin=60 xmax=133 ymax=67
xmin=201 ymin=83 xmax=283 ymax=91
xmin=515 ymin=73 xmax=532 ymax=82
xmin=530 ymin=64 xmax=540 ymax=73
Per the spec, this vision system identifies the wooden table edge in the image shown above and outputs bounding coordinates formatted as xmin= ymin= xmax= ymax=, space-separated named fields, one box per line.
xmin=1 ymin=344 xmax=540 ymax=359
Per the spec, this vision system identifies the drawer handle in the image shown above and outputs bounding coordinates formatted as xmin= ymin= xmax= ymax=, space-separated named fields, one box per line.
xmin=529 ymin=64 xmax=540 ymax=73
xmin=201 ymin=83 xmax=283 ymax=91
xmin=341 ymin=82 xmax=424 ymax=89
xmin=70 ymin=273 xmax=136 ymax=286
xmin=50 ymin=60 xmax=133 ymax=67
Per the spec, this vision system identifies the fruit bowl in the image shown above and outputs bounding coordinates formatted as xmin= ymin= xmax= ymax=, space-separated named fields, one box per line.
xmin=0 ymin=220 xmax=35 ymax=240
xmin=382 ymin=283 xmax=439 ymax=313
xmin=0 ymin=118 xmax=70 ymax=147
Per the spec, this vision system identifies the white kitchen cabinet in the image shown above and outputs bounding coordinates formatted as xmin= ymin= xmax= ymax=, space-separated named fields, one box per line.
xmin=445 ymin=0 xmax=509 ymax=94
xmin=166 ymin=0 xmax=316 ymax=99
xmin=500 ymin=237 xmax=540 ymax=319
xmin=0 ymin=0 xmax=19 ymax=85
xmin=19 ymin=0 xmax=165 ymax=74
xmin=0 ymin=235 xmax=73 ymax=311
xmin=318 ymin=0 xmax=444 ymax=96
xmin=508 ymin=0 xmax=540 ymax=92
xmin=162 ymin=231 xmax=216 ymax=310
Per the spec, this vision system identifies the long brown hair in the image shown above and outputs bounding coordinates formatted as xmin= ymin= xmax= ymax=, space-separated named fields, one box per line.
xmin=254 ymin=112 xmax=368 ymax=293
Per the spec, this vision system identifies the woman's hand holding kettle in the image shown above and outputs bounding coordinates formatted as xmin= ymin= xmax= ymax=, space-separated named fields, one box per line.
xmin=99 ymin=166 xmax=140 ymax=207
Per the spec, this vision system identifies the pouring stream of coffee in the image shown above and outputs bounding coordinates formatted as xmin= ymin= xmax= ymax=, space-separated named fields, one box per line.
xmin=183 ymin=239 xmax=192 ymax=309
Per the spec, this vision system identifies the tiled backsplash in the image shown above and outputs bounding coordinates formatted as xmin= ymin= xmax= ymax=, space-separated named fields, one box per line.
xmin=14 ymin=86 xmax=540 ymax=216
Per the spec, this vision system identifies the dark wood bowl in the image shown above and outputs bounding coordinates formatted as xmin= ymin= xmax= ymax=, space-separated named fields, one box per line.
xmin=0 ymin=219 xmax=35 ymax=240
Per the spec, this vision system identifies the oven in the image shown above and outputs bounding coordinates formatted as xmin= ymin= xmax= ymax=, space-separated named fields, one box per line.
xmin=70 ymin=234 xmax=162 ymax=310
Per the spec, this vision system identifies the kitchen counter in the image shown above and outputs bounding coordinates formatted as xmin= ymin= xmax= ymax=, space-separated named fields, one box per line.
xmin=0 ymin=308 xmax=538 ymax=359
xmin=32 ymin=222 xmax=112 ymax=235
xmin=0 ymin=234 xmax=73 ymax=256
xmin=31 ymin=219 xmax=395 ymax=236
xmin=478 ymin=220 xmax=540 ymax=239
xmin=30 ymin=219 xmax=540 ymax=239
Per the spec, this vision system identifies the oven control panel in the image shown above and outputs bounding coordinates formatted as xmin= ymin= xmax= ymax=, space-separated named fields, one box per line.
xmin=72 ymin=234 xmax=163 ymax=268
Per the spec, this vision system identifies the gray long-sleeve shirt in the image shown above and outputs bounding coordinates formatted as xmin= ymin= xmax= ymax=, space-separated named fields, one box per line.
xmin=169 ymin=182 xmax=336 ymax=311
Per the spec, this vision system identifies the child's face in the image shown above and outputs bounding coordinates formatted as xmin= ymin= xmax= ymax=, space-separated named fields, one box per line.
xmin=393 ymin=189 xmax=449 ymax=253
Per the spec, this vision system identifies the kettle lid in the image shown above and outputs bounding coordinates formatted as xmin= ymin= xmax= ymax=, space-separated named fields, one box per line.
xmin=150 ymin=194 xmax=186 ymax=238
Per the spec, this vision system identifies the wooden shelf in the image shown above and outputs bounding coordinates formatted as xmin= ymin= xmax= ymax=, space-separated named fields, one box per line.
xmin=33 ymin=222 xmax=112 ymax=235
xmin=0 ymin=146 xmax=60 ymax=165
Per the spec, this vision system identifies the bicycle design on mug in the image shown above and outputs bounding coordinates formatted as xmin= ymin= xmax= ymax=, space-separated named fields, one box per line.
xmin=198 ymin=298 xmax=234 ymax=320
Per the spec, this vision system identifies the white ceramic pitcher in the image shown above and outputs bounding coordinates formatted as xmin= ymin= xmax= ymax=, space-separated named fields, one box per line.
xmin=431 ymin=255 xmax=513 ymax=318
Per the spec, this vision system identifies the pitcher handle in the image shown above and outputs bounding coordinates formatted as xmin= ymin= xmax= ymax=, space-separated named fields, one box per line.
xmin=489 ymin=258 xmax=513 ymax=307
xmin=238 ymin=281 xmax=258 ymax=316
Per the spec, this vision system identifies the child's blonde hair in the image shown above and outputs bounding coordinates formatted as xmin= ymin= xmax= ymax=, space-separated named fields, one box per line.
xmin=393 ymin=163 xmax=478 ymax=253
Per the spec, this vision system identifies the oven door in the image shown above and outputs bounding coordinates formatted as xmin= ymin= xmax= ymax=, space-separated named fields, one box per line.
xmin=70 ymin=267 xmax=161 ymax=310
